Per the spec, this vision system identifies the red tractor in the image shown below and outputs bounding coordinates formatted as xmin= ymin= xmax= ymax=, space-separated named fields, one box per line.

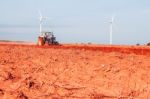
xmin=38 ymin=32 xmax=59 ymax=46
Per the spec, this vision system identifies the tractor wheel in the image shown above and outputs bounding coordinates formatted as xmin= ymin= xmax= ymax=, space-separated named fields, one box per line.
xmin=38 ymin=37 xmax=45 ymax=46
xmin=54 ymin=41 xmax=59 ymax=45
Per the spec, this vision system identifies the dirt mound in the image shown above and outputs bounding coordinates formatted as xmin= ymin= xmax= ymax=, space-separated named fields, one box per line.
xmin=0 ymin=44 xmax=149 ymax=99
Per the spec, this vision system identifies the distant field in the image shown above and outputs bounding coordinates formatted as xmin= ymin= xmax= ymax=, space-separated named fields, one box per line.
xmin=0 ymin=41 xmax=150 ymax=55
xmin=0 ymin=40 xmax=35 ymax=45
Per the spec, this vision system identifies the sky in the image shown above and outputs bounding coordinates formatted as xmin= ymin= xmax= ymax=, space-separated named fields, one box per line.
xmin=0 ymin=0 xmax=150 ymax=45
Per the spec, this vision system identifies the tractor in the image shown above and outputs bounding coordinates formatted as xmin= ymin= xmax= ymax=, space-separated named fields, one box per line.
xmin=38 ymin=32 xmax=59 ymax=46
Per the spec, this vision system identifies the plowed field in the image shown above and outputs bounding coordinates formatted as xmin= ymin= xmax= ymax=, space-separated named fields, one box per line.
xmin=0 ymin=43 xmax=149 ymax=99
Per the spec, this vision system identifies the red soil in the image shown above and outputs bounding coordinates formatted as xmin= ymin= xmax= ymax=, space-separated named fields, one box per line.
xmin=0 ymin=43 xmax=149 ymax=99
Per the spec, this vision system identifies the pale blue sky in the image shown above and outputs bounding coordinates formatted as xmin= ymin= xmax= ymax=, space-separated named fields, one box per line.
xmin=0 ymin=0 xmax=150 ymax=44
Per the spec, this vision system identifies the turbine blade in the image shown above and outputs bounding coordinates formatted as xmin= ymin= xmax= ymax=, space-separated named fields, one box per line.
xmin=111 ymin=14 xmax=116 ymax=22
xmin=38 ymin=10 xmax=42 ymax=18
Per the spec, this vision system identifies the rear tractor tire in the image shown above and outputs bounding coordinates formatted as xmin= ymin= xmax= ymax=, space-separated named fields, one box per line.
xmin=38 ymin=37 xmax=45 ymax=46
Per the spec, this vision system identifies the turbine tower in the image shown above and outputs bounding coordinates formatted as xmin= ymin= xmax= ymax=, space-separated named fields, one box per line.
xmin=39 ymin=11 xmax=47 ymax=35
xmin=109 ymin=15 xmax=115 ymax=45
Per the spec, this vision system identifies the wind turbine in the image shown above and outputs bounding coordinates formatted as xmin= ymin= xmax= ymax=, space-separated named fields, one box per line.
xmin=39 ymin=11 xmax=48 ymax=35
xmin=109 ymin=15 xmax=115 ymax=45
